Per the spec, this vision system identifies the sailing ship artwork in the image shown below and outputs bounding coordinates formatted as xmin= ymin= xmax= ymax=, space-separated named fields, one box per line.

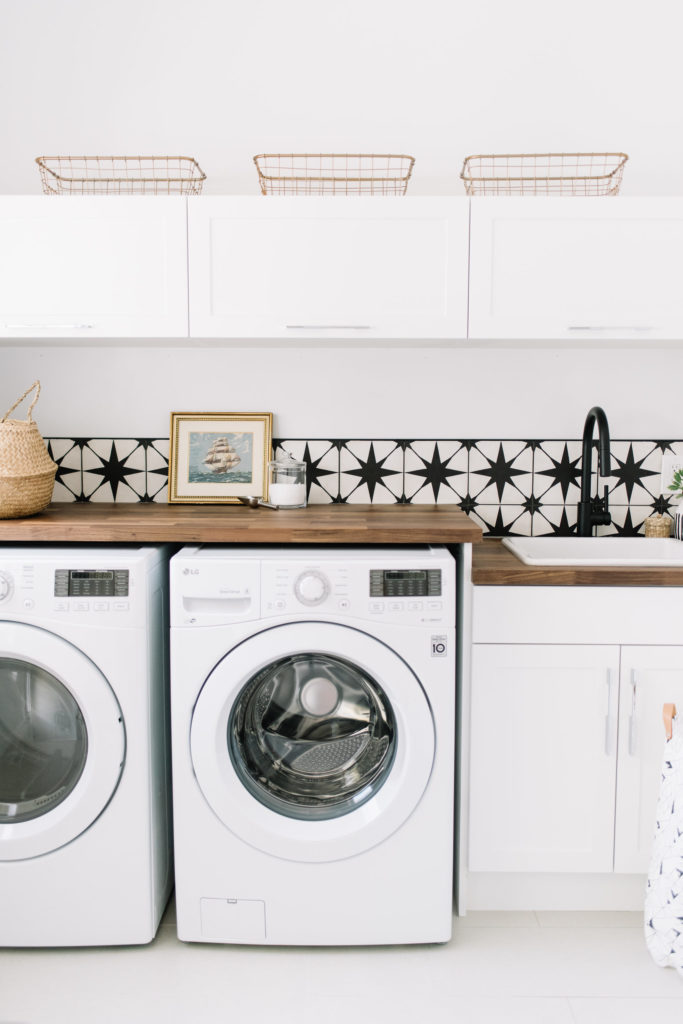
xmin=188 ymin=431 xmax=254 ymax=485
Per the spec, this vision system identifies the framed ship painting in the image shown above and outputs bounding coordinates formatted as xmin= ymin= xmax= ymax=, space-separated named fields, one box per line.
xmin=168 ymin=412 xmax=273 ymax=504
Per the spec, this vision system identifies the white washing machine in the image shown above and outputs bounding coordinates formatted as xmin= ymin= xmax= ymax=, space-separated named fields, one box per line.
xmin=170 ymin=545 xmax=456 ymax=946
xmin=0 ymin=545 xmax=173 ymax=947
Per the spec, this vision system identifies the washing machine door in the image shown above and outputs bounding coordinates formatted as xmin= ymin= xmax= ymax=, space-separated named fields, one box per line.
xmin=0 ymin=622 xmax=125 ymax=861
xmin=190 ymin=621 xmax=435 ymax=862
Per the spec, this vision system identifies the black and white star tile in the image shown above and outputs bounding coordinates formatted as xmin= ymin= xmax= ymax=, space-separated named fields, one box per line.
xmin=404 ymin=441 xmax=468 ymax=503
xmin=40 ymin=436 xmax=683 ymax=538
xmin=340 ymin=441 xmax=403 ymax=503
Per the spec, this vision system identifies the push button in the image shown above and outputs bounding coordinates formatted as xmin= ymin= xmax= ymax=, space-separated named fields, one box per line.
xmin=369 ymin=601 xmax=385 ymax=613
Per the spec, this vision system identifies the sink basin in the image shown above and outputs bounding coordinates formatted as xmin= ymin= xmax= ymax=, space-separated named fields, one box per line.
xmin=502 ymin=536 xmax=683 ymax=566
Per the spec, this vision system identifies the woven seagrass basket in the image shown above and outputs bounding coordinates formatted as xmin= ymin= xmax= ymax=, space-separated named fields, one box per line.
xmin=0 ymin=382 xmax=57 ymax=519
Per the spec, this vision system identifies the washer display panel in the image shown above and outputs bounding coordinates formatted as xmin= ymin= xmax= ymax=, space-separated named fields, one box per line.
xmin=0 ymin=658 xmax=88 ymax=824
xmin=229 ymin=653 xmax=396 ymax=821
xmin=190 ymin=621 xmax=435 ymax=862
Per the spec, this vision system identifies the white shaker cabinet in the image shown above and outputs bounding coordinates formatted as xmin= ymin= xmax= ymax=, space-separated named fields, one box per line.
xmin=187 ymin=197 xmax=470 ymax=339
xmin=614 ymin=646 xmax=683 ymax=873
xmin=468 ymin=585 xmax=683 ymax=881
xmin=468 ymin=197 xmax=683 ymax=340
xmin=469 ymin=643 xmax=620 ymax=873
xmin=0 ymin=197 xmax=188 ymax=339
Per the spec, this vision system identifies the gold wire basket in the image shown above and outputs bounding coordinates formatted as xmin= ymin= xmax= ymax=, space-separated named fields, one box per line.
xmin=36 ymin=156 xmax=207 ymax=195
xmin=460 ymin=152 xmax=628 ymax=196
xmin=253 ymin=153 xmax=415 ymax=195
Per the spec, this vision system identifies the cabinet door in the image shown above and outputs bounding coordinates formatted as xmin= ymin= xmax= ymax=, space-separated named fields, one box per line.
xmin=468 ymin=197 xmax=683 ymax=340
xmin=188 ymin=196 xmax=469 ymax=339
xmin=614 ymin=646 xmax=683 ymax=873
xmin=0 ymin=197 xmax=188 ymax=338
xmin=469 ymin=644 xmax=620 ymax=873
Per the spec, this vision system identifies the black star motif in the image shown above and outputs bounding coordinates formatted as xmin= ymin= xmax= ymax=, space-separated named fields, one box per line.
xmin=535 ymin=444 xmax=582 ymax=501
xmin=609 ymin=445 xmax=659 ymax=502
xmin=86 ymin=442 xmax=138 ymax=500
xmin=344 ymin=444 xmax=401 ymax=502
xmin=521 ymin=494 xmax=542 ymax=516
xmin=652 ymin=495 xmax=675 ymax=515
xmin=473 ymin=444 xmax=529 ymax=501
xmin=459 ymin=494 xmax=478 ymax=515
xmin=410 ymin=443 xmax=465 ymax=501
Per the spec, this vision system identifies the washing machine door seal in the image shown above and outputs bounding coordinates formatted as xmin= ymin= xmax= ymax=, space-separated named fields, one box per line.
xmin=190 ymin=621 xmax=435 ymax=863
xmin=0 ymin=622 xmax=125 ymax=861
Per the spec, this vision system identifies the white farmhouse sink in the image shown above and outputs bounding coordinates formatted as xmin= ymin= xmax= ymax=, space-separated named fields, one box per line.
xmin=502 ymin=536 xmax=683 ymax=566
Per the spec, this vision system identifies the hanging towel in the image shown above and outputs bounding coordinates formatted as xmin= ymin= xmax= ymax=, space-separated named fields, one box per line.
xmin=644 ymin=709 xmax=683 ymax=974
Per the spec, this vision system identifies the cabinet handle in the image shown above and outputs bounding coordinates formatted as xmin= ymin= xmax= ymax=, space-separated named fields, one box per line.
xmin=567 ymin=325 xmax=653 ymax=333
xmin=605 ymin=669 xmax=616 ymax=756
xmin=285 ymin=324 xmax=372 ymax=331
xmin=4 ymin=323 xmax=95 ymax=330
xmin=628 ymin=671 xmax=638 ymax=756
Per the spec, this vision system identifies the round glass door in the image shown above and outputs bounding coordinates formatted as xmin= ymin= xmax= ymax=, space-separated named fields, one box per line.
xmin=190 ymin=621 xmax=435 ymax=863
xmin=0 ymin=622 xmax=125 ymax=862
xmin=229 ymin=653 xmax=396 ymax=821
xmin=0 ymin=657 xmax=88 ymax=824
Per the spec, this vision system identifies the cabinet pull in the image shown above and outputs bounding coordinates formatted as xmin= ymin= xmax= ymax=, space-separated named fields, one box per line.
xmin=285 ymin=324 xmax=372 ymax=331
xmin=604 ymin=669 xmax=616 ymax=756
xmin=4 ymin=323 xmax=95 ymax=330
xmin=567 ymin=325 xmax=653 ymax=333
xmin=628 ymin=671 xmax=638 ymax=756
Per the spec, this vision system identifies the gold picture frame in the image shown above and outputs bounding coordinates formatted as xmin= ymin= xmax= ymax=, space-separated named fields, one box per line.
xmin=168 ymin=412 xmax=273 ymax=504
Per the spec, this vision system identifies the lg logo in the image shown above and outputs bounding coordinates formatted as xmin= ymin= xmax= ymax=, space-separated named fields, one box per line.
xmin=431 ymin=636 xmax=447 ymax=657
xmin=182 ymin=568 xmax=200 ymax=575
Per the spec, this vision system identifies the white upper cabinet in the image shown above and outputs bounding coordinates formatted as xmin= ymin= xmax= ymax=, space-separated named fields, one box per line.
xmin=0 ymin=197 xmax=188 ymax=338
xmin=187 ymin=197 xmax=469 ymax=339
xmin=468 ymin=197 xmax=683 ymax=340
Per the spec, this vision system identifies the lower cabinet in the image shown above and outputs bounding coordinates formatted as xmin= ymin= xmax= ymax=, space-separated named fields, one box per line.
xmin=469 ymin=641 xmax=683 ymax=875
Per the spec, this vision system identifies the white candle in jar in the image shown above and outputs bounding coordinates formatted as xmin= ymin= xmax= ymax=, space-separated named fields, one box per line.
xmin=269 ymin=482 xmax=306 ymax=507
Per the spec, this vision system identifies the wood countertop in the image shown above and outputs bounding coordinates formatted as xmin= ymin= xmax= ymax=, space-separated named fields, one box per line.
xmin=0 ymin=502 xmax=483 ymax=545
xmin=472 ymin=538 xmax=683 ymax=586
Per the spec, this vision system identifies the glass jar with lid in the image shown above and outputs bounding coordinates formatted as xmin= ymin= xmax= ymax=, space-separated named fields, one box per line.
xmin=268 ymin=452 xmax=307 ymax=508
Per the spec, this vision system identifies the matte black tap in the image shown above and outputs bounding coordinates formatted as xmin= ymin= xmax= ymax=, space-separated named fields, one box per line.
xmin=577 ymin=406 xmax=612 ymax=536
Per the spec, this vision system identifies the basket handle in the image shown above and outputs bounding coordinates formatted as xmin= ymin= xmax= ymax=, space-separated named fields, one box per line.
xmin=1 ymin=381 xmax=42 ymax=423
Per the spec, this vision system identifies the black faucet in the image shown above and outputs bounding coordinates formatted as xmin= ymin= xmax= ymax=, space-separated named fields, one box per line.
xmin=577 ymin=406 xmax=612 ymax=536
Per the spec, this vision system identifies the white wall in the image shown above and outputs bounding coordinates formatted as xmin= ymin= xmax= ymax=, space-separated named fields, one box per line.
xmin=1 ymin=0 xmax=681 ymax=441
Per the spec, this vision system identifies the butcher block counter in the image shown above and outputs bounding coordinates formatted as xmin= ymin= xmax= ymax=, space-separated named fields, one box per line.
xmin=472 ymin=537 xmax=683 ymax=586
xmin=0 ymin=502 xmax=483 ymax=545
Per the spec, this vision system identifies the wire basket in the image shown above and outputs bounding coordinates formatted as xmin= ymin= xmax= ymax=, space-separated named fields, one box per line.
xmin=460 ymin=153 xmax=628 ymax=196
xmin=253 ymin=153 xmax=415 ymax=195
xmin=36 ymin=156 xmax=206 ymax=195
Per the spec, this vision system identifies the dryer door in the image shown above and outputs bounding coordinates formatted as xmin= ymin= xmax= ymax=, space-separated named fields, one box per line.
xmin=190 ymin=621 xmax=435 ymax=862
xmin=0 ymin=622 xmax=125 ymax=861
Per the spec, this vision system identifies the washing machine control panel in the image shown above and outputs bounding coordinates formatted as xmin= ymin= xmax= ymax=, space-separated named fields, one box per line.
xmin=260 ymin=559 xmax=451 ymax=625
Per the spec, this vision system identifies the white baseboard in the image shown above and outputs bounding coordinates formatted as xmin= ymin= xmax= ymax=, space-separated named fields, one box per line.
xmin=462 ymin=872 xmax=646 ymax=913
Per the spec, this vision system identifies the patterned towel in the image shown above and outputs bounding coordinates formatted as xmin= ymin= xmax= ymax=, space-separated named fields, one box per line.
xmin=645 ymin=715 xmax=683 ymax=974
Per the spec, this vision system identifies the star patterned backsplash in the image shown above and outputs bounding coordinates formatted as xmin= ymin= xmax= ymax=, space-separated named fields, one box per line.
xmin=45 ymin=436 xmax=682 ymax=537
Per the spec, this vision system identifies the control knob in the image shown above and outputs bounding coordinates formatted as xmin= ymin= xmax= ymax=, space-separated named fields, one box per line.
xmin=0 ymin=570 xmax=14 ymax=603
xmin=294 ymin=571 xmax=329 ymax=606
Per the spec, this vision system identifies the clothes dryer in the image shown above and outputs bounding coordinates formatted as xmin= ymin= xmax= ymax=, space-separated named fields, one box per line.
xmin=0 ymin=545 xmax=172 ymax=946
xmin=170 ymin=545 xmax=455 ymax=945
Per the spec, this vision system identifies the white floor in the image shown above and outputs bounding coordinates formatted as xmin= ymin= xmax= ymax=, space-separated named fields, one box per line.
xmin=2 ymin=900 xmax=683 ymax=1024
